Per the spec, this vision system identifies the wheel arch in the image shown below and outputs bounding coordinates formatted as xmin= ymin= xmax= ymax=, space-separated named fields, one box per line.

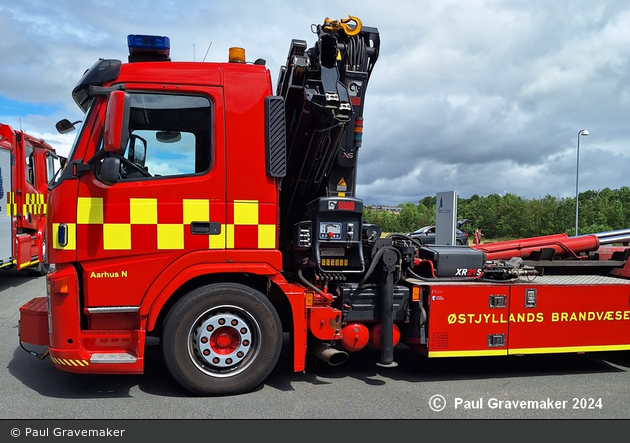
xmin=147 ymin=269 xmax=293 ymax=342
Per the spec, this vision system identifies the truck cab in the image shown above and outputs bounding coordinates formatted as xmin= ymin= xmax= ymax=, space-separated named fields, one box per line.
xmin=39 ymin=34 xmax=297 ymax=393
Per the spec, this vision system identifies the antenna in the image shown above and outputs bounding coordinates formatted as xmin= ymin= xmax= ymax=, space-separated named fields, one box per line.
xmin=193 ymin=44 xmax=196 ymax=62
xmin=202 ymin=42 xmax=212 ymax=62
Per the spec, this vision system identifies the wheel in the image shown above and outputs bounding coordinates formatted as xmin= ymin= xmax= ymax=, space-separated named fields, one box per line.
xmin=162 ymin=283 xmax=283 ymax=396
xmin=26 ymin=261 xmax=50 ymax=276
xmin=456 ymin=239 xmax=464 ymax=245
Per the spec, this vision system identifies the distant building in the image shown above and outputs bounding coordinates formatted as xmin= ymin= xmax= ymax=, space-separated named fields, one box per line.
xmin=366 ymin=204 xmax=402 ymax=213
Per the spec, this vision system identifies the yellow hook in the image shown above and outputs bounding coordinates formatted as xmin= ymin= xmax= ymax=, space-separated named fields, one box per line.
xmin=323 ymin=16 xmax=363 ymax=36
xmin=340 ymin=16 xmax=362 ymax=36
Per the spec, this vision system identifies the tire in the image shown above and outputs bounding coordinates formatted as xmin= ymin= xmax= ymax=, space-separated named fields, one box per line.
xmin=27 ymin=238 xmax=50 ymax=276
xmin=26 ymin=261 xmax=50 ymax=276
xmin=162 ymin=283 xmax=283 ymax=396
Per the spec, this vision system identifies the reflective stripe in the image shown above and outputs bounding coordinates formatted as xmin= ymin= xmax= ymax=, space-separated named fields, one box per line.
xmin=234 ymin=200 xmax=259 ymax=225
xmin=9 ymin=192 xmax=47 ymax=216
xmin=56 ymin=197 xmax=276 ymax=251
xmin=258 ymin=224 xmax=276 ymax=248
xmin=183 ymin=199 xmax=209 ymax=223
xmin=77 ymin=197 xmax=103 ymax=224
xmin=103 ymin=224 xmax=131 ymax=250
xmin=157 ymin=224 xmax=184 ymax=250
xmin=130 ymin=198 xmax=157 ymax=224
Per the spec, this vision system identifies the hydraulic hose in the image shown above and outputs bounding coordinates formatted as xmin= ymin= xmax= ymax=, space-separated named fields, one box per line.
xmin=357 ymin=245 xmax=401 ymax=287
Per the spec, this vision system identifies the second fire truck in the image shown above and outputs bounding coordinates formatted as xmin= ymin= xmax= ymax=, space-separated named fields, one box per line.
xmin=1 ymin=123 xmax=63 ymax=276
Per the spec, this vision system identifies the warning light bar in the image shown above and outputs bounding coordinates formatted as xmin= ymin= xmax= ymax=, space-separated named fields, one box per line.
xmin=127 ymin=34 xmax=171 ymax=62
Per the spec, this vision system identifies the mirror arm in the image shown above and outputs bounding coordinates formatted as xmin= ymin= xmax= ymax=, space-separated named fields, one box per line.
xmin=73 ymin=149 xmax=109 ymax=177
xmin=86 ymin=148 xmax=109 ymax=166
xmin=71 ymin=160 xmax=94 ymax=177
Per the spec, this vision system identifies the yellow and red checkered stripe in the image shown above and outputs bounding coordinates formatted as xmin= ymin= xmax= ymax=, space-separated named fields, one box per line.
xmin=7 ymin=192 xmax=46 ymax=216
xmin=53 ymin=197 xmax=277 ymax=251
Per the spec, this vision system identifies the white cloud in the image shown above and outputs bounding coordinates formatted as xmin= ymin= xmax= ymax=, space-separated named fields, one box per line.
xmin=1 ymin=0 xmax=630 ymax=206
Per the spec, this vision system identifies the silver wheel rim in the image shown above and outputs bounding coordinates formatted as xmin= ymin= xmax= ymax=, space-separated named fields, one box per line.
xmin=187 ymin=305 xmax=262 ymax=378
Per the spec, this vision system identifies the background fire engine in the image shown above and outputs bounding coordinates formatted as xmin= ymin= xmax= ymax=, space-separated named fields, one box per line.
xmin=1 ymin=123 xmax=63 ymax=276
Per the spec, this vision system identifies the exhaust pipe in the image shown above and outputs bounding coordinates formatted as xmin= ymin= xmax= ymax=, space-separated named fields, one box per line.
xmin=313 ymin=343 xmax=349 ymax=366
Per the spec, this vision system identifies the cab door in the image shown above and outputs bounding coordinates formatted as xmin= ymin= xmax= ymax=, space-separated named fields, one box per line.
xmin=0 ymin=146 xmax=12 ymax=266
xmin=75 ymin=87 xmax=226 ymax=308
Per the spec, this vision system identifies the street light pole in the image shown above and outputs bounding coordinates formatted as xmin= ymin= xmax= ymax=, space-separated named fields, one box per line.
xmin=575 ymin=128 xmax=589 ymax=236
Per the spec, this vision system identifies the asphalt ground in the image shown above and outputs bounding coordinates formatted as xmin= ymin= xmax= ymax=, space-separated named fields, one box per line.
xmin=1 ymin=268 xmax=629 ymax=435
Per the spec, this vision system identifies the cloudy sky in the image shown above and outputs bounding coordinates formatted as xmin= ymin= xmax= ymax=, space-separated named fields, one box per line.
xmin=2 ymin=0 xmax=629 ymax=205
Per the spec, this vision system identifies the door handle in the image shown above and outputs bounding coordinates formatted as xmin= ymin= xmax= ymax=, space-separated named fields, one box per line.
xmin=190 ymin=221 xmax=221 ymax=235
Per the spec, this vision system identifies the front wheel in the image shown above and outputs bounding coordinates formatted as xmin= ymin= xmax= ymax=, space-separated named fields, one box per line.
xmin=162 ymin=283 xmax=283 ymax=396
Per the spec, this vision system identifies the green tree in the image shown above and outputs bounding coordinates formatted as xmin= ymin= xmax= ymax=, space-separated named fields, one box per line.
xmin=398 ymin=202 xmax=422 ymax=232
xmin=364 ymin=186 xmax=630 ymax=242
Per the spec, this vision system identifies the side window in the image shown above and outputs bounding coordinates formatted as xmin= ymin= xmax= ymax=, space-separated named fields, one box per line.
xmin=24 ymin=145 xmax=35 ymax=185
xmin=108 ymin=92 xmax=212 ymax=180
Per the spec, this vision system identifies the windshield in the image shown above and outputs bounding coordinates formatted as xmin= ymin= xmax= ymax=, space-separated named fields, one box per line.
xmin=414 ymin=226 xmax=432 ymax=233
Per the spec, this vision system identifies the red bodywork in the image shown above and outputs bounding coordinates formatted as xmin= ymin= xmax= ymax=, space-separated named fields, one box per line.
xmin=420 ymin=276 xmax=630 ymax=357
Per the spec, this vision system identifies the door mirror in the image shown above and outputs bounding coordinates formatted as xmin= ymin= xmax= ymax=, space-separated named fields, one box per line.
xmin=55 ymin=119 xmax=82 ymax=134
xmin=128 ymin=134 xmax=147 ymax=168
xmin=103 ymin=90 xmax=130 ymax=154
xmin=101 ymin=156 xmax=120 ymax=186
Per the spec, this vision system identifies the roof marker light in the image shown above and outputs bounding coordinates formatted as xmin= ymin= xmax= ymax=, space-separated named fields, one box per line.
xmin=127 ymin=35 xmax=171 ymax=62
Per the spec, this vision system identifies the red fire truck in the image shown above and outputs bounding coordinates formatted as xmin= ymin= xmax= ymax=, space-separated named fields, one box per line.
xmin=1 ymin=123 xmax=63 ymax=276
xmin=18 ymin=17 xmax=630 ymax=396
